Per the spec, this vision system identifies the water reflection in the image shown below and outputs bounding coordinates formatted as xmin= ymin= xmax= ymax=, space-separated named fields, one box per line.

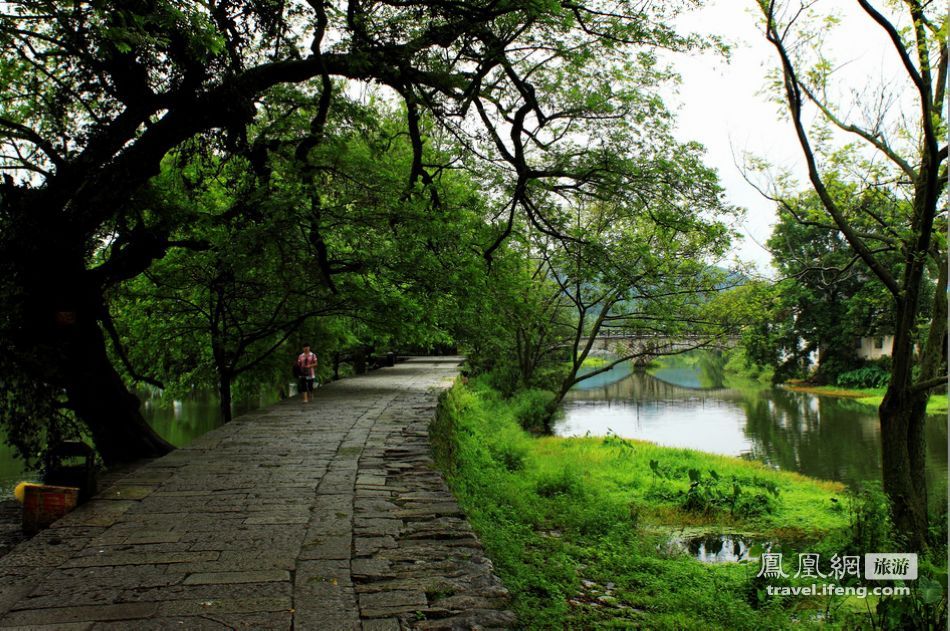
xmin=141 ymin=390 xmax=278 ymax=447
xmin=557 ymin=360 xmax=948 ymax=501
xmin=0 ymin=441 xmax=39 ymax=501
xmin=682 ymin=534 xmax=766 ymax=563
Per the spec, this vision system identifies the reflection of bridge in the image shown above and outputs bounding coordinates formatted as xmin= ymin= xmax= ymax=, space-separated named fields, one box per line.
xmin=592 ymin=332 xmax=740 ymax=363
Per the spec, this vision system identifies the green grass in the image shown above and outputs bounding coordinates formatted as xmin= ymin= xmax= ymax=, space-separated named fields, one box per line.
xmin=430 ymin=376 xmax=865 ymax=630
xmin=530 ymin=436 xmax=847 ymax=534
xmin=570 ymin=356 xmax=611 ymax=368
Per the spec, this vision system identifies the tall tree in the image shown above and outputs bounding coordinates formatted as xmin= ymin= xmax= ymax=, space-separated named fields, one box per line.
xmin=755 ymin=186 xmax=901 ymax=383
xmin=455 ymin=230 xmax=576 ymax=391
xmin=757 ymin=0 xmax=947 ymax=549
xmin=0 ymin=0 xmax=710 ymax=463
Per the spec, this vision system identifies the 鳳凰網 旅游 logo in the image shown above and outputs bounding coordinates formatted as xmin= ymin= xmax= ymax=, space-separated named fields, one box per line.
xmin=756 ymin=552 xmax=917 ymax=599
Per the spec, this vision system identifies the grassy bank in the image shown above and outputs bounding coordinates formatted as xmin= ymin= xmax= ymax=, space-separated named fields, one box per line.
xmin=579 ymin=356 xmax=611 ymax=368
xmin=783 ymin=384 xmax=948 ymax=416
xmin=431 ymin=376 xmax=882 ymax=630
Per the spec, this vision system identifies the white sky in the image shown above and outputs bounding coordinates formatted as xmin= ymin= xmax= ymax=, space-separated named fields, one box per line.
xmin=665 ymin=0 xmax=907 ymax=276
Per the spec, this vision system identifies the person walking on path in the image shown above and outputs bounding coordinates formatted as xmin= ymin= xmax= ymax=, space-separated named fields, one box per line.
xmin=297 ymin=344 xmax=318 ymax=403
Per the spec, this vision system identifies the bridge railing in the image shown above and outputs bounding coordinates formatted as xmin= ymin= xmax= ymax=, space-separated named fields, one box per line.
xmin=595 ymin=332 xmax=740 ymax=341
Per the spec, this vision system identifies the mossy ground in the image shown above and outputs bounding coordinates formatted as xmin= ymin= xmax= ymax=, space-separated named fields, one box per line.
xmin=429 ymin=376 xmax=893 ymax=630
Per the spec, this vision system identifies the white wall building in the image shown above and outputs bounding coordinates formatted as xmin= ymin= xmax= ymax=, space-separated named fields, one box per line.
xmin=856 ymin=335 xmax=894 ymax=361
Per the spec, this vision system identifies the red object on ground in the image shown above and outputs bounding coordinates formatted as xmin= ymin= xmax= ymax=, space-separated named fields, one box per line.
xmin=22 ymin=485 xmax=79 ymax=535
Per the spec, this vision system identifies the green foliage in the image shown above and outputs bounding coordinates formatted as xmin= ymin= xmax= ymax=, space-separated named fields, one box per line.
xmin=1 ymin=0 xmax=740 ymax=464
xmin=756 ymin=0 xmax=946 ymax=549
xmin=478 ymin=363 xmax=524 ymax=398
xmin=842 ymin=485 xmax=948 ymax=630
xmin=489 ymin=441 xmax=528 ymax=473
xmin=547 ymin=195 xmax=737 ymax=402
xmin=535 ymin=467 xmax=585 ymax=499
xmin=528 ymin=363 xmax=571 ymax=393
xmin=510 ymin=389 xmax=556 ymax=433
xmin=873 ymin=570 xmax=948 ymax=631
xmin=604 ymin=431 xmax=637 ymax=457
xmin=0 ymin=358 xmax=82 ymax=470
xmin=845 ymin=482 xmax=894 ymax=555
xmin=740 ymin=186 xmax=902 ymax=385
xmin=105 ymin=99 xmax=493 ymax=416
xmin=722 ymin=347 xmax=774 ymax=385
xmin=836 ymin=366 xmax=890 ymax=390
xmin=674 ymin=466 xmax=780 ymax=518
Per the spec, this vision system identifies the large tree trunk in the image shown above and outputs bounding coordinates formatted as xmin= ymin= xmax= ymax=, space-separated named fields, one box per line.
xmin=18 ymin=228 xmax=175 ymax=466
xmin=760 ymin=0 xmax=946 ymax=553
xmin=63 ymin=316 xmax=175 ymax=465
xmin=219 ymin=371 xmax=233 ymax=424
xmin=879 ymin=388 xmax=929 ymax=551
xmin=880 ymin=288 xmax=933 ymax=551
xmin=886 ymin=254 xmax=950 ymax=551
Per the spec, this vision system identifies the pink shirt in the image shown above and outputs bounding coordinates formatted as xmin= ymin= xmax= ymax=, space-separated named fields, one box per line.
xmin=297 ymin=351 xmax=317 ymax=378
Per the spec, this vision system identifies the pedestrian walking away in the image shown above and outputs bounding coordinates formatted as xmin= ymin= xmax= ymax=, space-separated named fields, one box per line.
xmin=296 ymin=343 xmax=318 ymax=403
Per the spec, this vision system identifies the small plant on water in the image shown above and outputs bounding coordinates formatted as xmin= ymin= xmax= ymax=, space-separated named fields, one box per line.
xmin=679 ymin=467 xmax=779 ymax=517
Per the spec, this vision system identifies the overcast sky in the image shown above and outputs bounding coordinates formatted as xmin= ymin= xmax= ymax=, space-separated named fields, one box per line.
xmin=665 ymin=0 xmax=906 ymax=276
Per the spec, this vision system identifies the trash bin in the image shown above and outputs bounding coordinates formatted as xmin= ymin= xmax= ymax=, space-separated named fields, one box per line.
xmin=44 ymin=441 xmax=97 ymax=503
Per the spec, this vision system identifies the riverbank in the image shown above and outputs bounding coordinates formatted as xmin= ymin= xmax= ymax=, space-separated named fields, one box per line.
xmin=782 ymin=383 xmax=948 ymax=415
xmin=432 ymin=376 xmax=894 ymax=629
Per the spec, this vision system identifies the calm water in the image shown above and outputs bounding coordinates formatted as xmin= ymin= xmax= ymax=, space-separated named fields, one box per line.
xmin=0 ymin=389 xmax=282 ymax=500
xmin=556 ymin=358 xmax=948 ymax=500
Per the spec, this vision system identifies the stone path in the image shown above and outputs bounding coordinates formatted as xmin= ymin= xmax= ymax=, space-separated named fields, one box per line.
xmin=0 ymin=358 xmax=515 ymax=630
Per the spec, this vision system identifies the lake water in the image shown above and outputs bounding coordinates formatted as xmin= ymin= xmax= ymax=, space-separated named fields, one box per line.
xmin=556 ymin=358 xmax=948 ymax=501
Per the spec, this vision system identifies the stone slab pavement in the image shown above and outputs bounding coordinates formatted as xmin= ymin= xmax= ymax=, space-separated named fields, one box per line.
xmin=0 ymin=357 xmax=516 ymax=630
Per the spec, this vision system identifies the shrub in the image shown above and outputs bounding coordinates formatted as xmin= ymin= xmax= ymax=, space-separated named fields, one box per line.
xmin=528 ymin=363 xmax=570 ymax=392
xmin=732 ymin=492 xmax=777 ymax=518
xmin=679 ymin=468 xmax=779 ymax=517
xmin=482 ymin=363 xmax=523 ymax=397
xmin=510 ymin=388 xmax=556 ymax=433
xmin=836 ymin=365 xmax=890 ymax=389
xmin=846 ymin=481 xmax=894 ymax=555
xmin=431 ymin=385 xmax=467 ymax=476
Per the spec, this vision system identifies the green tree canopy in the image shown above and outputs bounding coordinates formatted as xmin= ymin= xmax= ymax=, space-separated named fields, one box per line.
xmin=0 ymin=0 xmax=726 ymax=466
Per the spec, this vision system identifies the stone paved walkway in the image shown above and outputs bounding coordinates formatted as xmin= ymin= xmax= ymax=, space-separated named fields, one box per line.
xmin=0 ymin=358 xmax=515 ymax=630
